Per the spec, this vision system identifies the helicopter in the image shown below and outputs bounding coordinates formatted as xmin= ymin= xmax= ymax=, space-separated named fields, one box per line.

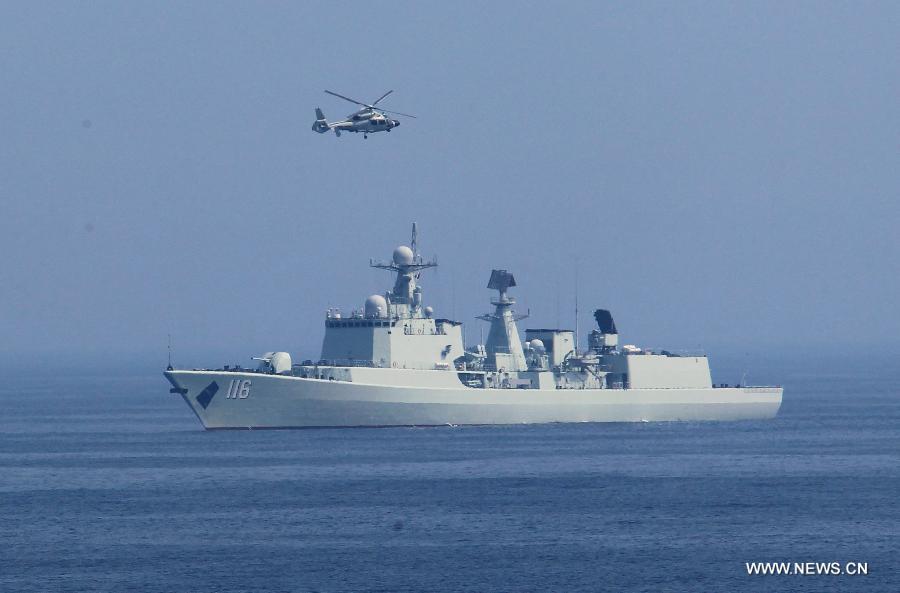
xmin=312 ymin=90 xmax=416 ymax=139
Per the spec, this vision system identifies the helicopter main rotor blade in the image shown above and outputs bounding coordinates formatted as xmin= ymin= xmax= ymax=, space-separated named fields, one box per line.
xmin=324 ymin=90 xmax=373 ymax=109
xmin=378 ymin=108 xmax=417 ymax=119
xmin=371 ymin=90 xmax=394 ymax=106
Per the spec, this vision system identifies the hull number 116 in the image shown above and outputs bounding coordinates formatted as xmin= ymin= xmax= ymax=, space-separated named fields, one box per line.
xmin=226 ymin=379 xmax=252 ymax=399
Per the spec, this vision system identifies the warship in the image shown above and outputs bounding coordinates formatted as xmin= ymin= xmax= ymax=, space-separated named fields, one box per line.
xmin=165 ymin=225 xmax=782 ymax=429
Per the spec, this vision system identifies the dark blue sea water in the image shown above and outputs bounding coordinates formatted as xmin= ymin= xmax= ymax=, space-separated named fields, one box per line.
xmin=2 ymin=359 xmax=898 ymax=592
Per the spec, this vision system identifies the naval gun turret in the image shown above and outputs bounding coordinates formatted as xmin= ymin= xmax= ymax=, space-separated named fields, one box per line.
xmin=251 ymin=351 xmax=292 ymax=374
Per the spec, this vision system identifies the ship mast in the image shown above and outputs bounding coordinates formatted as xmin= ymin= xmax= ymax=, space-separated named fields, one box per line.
xmin=369 ymin=222 xmax=436 ymax=318
xmin=477 ymin=269 xmax=529 ymax=371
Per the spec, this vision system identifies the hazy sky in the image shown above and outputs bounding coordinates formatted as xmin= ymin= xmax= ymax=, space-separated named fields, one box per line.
xmin=1 ymin=1 xmax=897 ymax=371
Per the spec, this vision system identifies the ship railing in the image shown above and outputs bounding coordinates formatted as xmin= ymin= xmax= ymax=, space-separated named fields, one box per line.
xmin=636 ymin=348 xmax=707 ymax=357
xmin=297 ymin=359 xmax=381 ymax=368
xmin=402 ymin=326 xmax=446 ymax=336
xmin=714 ymin=385 xmax=782 ymax=391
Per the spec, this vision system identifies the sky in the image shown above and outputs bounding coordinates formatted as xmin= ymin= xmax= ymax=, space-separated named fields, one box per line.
xmin=1 ymin=1 xmax=897 ymax=372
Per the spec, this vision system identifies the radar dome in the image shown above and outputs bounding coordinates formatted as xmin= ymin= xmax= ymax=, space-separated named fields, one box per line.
xmin=529 ymin=339 xmax=546 ymax=353
xmin=424 ymin=306 xmax=434 ymax=318
xmin=392 ymin=245 xmax=414 ymax=266
xmin=364 ymin=294 xmax=388 ymax=318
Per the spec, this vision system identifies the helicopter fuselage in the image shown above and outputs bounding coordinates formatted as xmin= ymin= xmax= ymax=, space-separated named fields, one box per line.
xmin=341 ymin=110 xmax=400 ymax=135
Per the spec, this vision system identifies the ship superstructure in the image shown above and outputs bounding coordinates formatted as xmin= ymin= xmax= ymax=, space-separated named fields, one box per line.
xmin=165 ymin=225 xmax=782 ymax=429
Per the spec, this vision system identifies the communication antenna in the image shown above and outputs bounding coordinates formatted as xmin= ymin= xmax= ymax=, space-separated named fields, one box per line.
xmin=167 ymin=334 xmax=173 ymax=370
xmin=574 ymin=265 xmax=579 ymax=353
xmin=411 ymin=222 xmax=418 ymax=261
xmin=555 ymin=287 xmax=560 ymax=328
xmin=450 ymin=267 xmax=456 ymax=321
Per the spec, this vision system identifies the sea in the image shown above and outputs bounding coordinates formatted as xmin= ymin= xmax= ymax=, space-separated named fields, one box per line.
xmin=1 ymin=355 xmax=897 ymax=593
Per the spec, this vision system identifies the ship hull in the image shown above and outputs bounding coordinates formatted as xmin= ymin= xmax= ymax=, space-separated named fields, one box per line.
xmin=165 ymin=370 xmax=782 ymax=429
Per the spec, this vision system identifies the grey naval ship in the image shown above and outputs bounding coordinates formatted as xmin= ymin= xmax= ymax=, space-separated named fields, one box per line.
xmin=165 ymin=225 xmax=782 ymax=429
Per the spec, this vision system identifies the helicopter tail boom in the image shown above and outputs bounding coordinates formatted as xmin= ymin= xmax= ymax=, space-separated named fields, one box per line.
xmin=312 ymin=108 xmax=330 ymax=133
